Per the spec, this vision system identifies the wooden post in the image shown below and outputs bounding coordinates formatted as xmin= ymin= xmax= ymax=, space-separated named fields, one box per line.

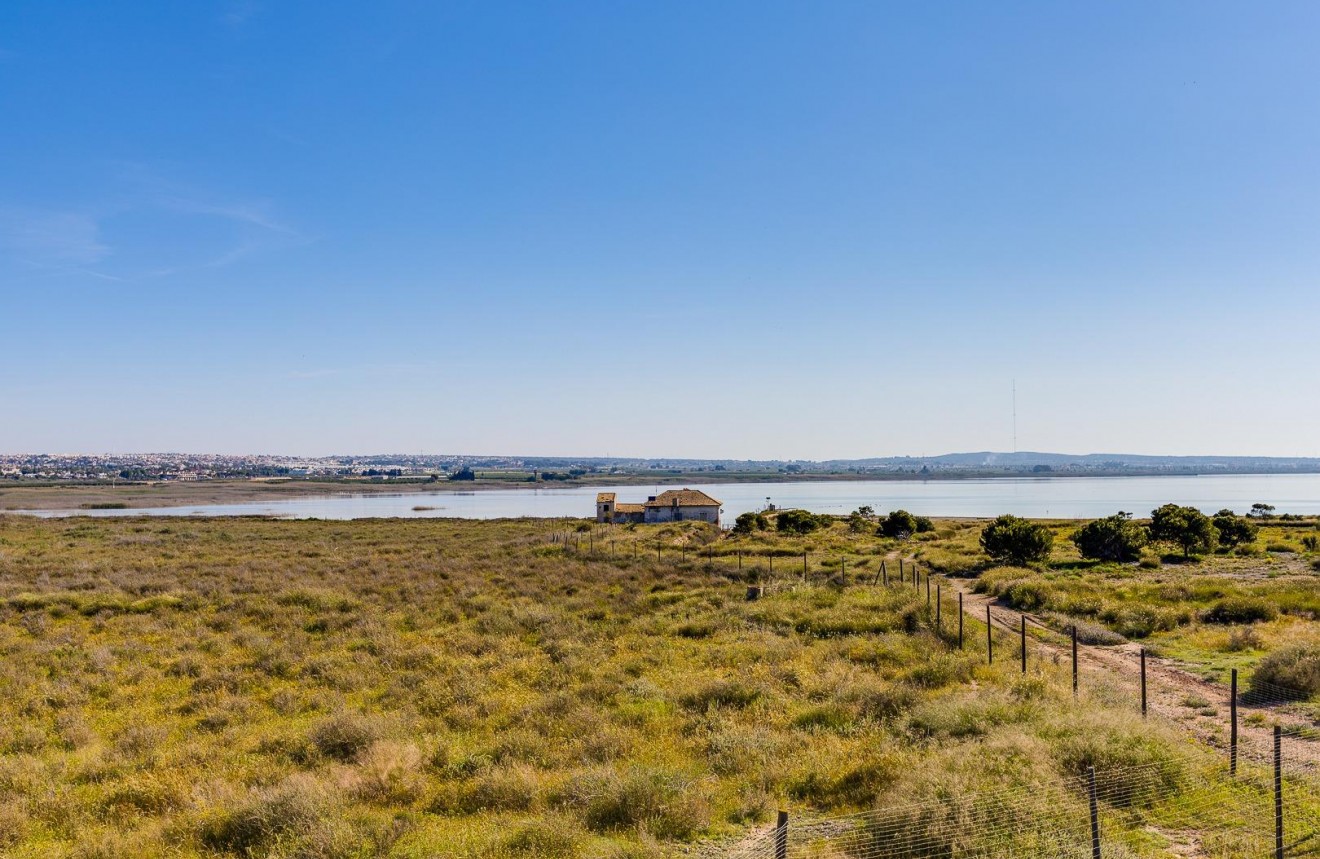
xmin=841 ymin=557 xmax=846 ymax=585
xmin=774 ymin=810 xmax=789 ymax=859
xmin=1020 ymin=614 xmax=1027 ymax=673
xmin=926 ymin=573 xmax=931 ymax=607
xmin=738 ymin=550 xmax=742 ymax=571
xmin=1230 ymin=669 xmax=1239 ymax=776
xmin=590 ymin=533 xmax=594 ymax=553
xmin=958 ymin=592 xmax=964 ymax=649
xmin=881 ymin=560 xmax=888 ymax=587
xmin=986 ymin=605 xmax=993 ymax=664
xmin=803 ymin=551 xmax=808 ymax=577
xmin=1072 ymin=625 xmax=1079 ymax=698
xmin=1275 ymin=726 xmax=1284 ymax=859
xmin=1140 ymin=648 xmax=1148 ymax=717
xmin=1088 ymin=766 xmax=1101 ymax=859
xmin=899 ymin=558 xmax=904 ymax=582
xmin=936 ymin=583 xmax=941 ymax=633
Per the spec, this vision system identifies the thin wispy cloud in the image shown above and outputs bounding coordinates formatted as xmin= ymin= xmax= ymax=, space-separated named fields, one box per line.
xmin=2 ymin=166 xmax=309 ymax=281
xmin=0 ymin=209 xmax=109 ymax=266
xmin=220 ymin=1 xmax=260 ymax=29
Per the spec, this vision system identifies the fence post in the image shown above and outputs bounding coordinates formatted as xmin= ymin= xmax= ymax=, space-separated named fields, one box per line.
xmin=986 ymin=605 xmax=993 ymax=665
xmin=881 ymin=560 xmax=888 ymax=587
xmin=899 ymin=558 xmax=904 ymax=583
xmin=958 ymin=592 xmax=964 ymax=649
xmin=738 ymin=550 xmax=742 ymax=571
xmin=1088 ymin=766 xmax=1101 ymax=859
xmin=841 ymin=557 xmax=846 ymax=585
xmin=1275 ymin=726 xmax=1284 ymax=859
xmin=1072 ymin=625 xmax=1079 ymax=698
xmin=1140 ymin=649 xmax=1147 ymax=717
xmin=1020 ymin=614 xmax=1027 ymax=674
xmin=774 ymin=809 xmax=789 ymax=859
xmin=936 ymin=583 xmax=941 ymax=633
xmin=803 ymin=551 xmax=808 ymax=578
xmin=1230 ymin=668 xmax=1238 ymax=776
xmin=926 ymin=573 xmax=931 ymax=607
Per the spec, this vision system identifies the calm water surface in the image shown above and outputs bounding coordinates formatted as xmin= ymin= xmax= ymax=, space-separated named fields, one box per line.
xmin=14 ymin=474 xmax=1320 ymax=520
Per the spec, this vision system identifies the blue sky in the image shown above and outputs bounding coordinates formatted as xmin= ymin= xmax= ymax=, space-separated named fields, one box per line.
xmin=3 ymin=2 xmax=1319 ymax=458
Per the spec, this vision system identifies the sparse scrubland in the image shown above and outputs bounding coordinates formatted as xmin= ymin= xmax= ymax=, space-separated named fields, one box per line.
xmin=0 ymin=512 xmax=1317 ymax=857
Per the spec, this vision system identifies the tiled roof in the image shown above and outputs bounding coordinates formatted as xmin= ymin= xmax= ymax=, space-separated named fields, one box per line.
xmin=596 ymin=493 xmax=616 ymax=503
xmin=614 ymin=503 xmax=645 ymax=513
xmin=642 ymin=488 xmax=722 ymax=508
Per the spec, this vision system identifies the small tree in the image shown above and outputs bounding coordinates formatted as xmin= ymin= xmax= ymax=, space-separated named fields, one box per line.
xmin=980 ymin=515 xmax=1054 ymax=565
xmin=733 ymin=511 xmax=769 ymax=534
xmin=879 ymin=510 xmax=919 ymax=539
xmin=1211 ymin=509 xmax=1258 ymax=548
xmin=1249 ymin=503 xmax=1277 ymax=519
xmin=776 ymin=509 xmax=827 ymax=535
xmin=1071 ymin=512 xmax=1147 ymax=562
xmin=1149 ymin=504 xmax=1216 ymax=558
xmin=914 ymin=516 xmax=935 ymax=533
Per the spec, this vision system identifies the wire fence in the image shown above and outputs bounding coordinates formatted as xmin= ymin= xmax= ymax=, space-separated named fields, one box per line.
xmin=547 ymin=530 xmax=1320 ymax=856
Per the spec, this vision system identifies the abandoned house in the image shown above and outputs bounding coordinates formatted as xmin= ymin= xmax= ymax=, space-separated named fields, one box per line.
xmin=595 ymin=488 xmax=722 ymax=525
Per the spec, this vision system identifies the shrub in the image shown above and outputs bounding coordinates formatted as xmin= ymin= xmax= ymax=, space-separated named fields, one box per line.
xmin=914 ymin=516 xmax=935 ymax=533
xmin=680 ymin=680 xmax=762 ymax=711
xmin=776 ymin=510 xmax=828 ymax=535
xmin=733 ymin=512 xmax=768 ymax=534
xmin=879 ymin=510 xmax=919 ymax=539
xmin=1071 ymin=513 xmax=1147 ymax=562
xmin=1053 ymin=725 xmax=1187 ymax=807
xmin=489 ymin=818 xmax=582 ymax=858
xmin=1211 ymin=510 xmax=1258 ymax=548
xmin=308 ymin=711 xmax=383 ymax=762
xmin=1149 ymin=504 xmax=1216 ymax=558
xmin=564 ymin=768 xmax=710 ymax=840
xmin=1250 ymin=643 xmax=1320 ymax=700
xmin=980 ymin=516 xmax=1054 ymax=565
xmin=1202 ymin=598 xmax=1277 ymax=625
xmin=199 ymin=774 xmax=334 ymax=854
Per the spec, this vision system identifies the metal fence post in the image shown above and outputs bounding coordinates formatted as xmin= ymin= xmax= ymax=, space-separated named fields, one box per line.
xmin=958 ymin=592 xmax=964 ymax=649
xmin=1072 ymin=625 xmax=1079 ymax=698
xmin=1020 ymin=614 xmax=1027 ymax=673
xmin=1140 ymin=648 xmax=1147 ymax=717
xmin=1230 ymin=668 xmax=1238 ymax=776
xmin=1088 ymin=766 xmax=1101 ymax=859
xmin=1275 ymin=726 xmax=1284 ymax=859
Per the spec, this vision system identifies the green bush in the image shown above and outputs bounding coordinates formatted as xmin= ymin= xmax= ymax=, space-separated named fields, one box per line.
xmin=1250 ymin=643 xmax=1320 ymax=700
xmin=980 ymin=516 xmax=1054 ymax=565
xmin=879 ymin=510 xmax=918 ymax=538
xmin=776 ymin=509 xmax=829 ymax=535
xmin=1211 ymin=510 xmax=1258 ymax=548
xmin=1149 ymin=504 xmax=1216 ymax=558
xmin=1071 ymin=513 xmax=1147 ymax=562
xmin=1202 ymin=598 xmax=1277 ymax=625
xmin=733 ymin=512 xmax=769 ymax=534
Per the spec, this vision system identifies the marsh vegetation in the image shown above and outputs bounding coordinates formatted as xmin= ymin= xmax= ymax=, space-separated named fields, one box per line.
xmin=0 ymin=511 xmax=1317 ymax=856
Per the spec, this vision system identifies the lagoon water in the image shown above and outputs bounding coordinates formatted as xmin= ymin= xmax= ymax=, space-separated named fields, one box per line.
xmin=13 ymin=474 xmax=1320 ymax=520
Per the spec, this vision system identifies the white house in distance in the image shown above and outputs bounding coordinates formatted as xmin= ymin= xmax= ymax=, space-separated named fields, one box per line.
xmin=596 ymin=489 xmax=722 ymax=525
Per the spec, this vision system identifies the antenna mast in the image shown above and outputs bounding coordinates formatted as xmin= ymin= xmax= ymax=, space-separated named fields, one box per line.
xmin=1012 ymin=379 xmax=1017 ymax=454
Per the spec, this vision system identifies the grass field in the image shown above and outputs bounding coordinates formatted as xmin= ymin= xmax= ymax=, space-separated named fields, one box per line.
xmin=0 ymin=513 xmax=1317 ymax=857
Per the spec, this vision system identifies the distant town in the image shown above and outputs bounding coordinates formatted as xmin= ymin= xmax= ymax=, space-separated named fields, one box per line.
xmin=4 ymin=451 xmax=1320 ymax=485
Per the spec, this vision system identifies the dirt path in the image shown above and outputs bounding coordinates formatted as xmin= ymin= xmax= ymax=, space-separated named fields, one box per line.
xmin=944 ymin=579 xmax=1320 ymax=770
